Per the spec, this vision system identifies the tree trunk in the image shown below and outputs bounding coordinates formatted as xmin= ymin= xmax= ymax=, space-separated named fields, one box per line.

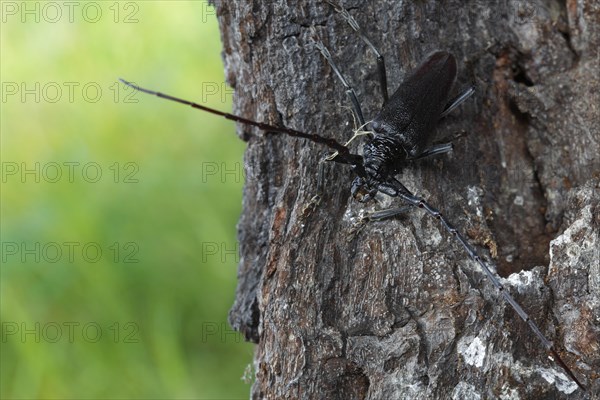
xmin=214 ymin=0 xmax=599 ymax=398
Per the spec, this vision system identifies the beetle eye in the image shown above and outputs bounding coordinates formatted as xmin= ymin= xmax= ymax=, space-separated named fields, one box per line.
xmin=370 ymin=119 xmax=383 ymax=133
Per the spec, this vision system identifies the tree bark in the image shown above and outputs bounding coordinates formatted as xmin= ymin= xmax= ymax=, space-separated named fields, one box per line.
xmin=214 ymin=0 xmax=599 ymax=398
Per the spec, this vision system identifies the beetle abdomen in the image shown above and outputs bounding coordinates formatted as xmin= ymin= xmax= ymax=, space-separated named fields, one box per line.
xmin=371 ymin=51 xmax=457 ymax=158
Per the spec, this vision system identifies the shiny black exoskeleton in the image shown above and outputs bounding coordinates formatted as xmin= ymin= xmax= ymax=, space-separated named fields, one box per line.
xmin=351 ymin=52 xmax=459 ymax=201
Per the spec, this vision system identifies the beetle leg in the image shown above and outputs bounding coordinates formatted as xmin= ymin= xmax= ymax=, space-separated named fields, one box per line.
xmin=440 ymin=86 xmax=475 ymax=118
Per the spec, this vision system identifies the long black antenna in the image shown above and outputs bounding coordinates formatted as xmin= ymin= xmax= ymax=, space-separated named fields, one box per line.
xmin=119 ymin=78 xmax=585 ymax=391
xmin=119 ymin=79 xmax=358 ymax=163
xmin=390 ymin=179 xmax=586 ymax=391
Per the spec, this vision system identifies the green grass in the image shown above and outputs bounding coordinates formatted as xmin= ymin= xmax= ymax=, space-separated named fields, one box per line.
xmin=1 ymin=2 xmax=252 ymax=398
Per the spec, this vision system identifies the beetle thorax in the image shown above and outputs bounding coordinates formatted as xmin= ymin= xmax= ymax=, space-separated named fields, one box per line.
xmin=362 ymin=135 xmax=407 ymax=184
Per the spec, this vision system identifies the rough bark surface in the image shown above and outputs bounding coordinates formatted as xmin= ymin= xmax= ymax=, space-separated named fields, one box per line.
xmin=214 ymin=0 xmax=599 ymax=398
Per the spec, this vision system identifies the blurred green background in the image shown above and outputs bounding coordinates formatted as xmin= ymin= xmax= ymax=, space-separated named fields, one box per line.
xmin=1 ymin=1 xmax=252 ymax=398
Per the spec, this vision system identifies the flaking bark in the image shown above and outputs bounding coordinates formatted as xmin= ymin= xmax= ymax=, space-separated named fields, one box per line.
xmin=214 ymin=0 xmax=599 ymax=398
